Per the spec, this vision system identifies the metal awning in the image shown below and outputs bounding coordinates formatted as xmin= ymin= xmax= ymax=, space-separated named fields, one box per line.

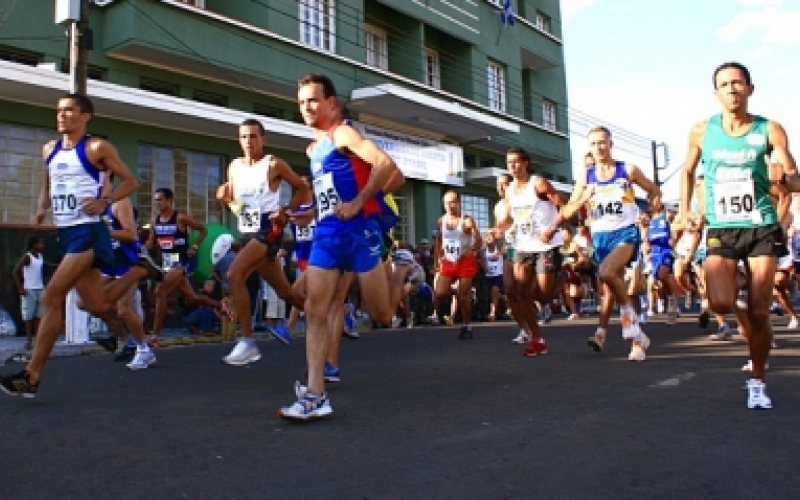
xmin=349 ymin=84 xmax=519 ymax=143
xmin=0 ymin=61 xmax=313 ymax=151
xmin=520 ymin=47 xmax=557 ymax=71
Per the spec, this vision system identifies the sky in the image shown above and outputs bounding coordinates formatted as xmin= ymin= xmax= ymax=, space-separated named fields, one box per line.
xmin=560 ymin=0 xmax=800 ymax=201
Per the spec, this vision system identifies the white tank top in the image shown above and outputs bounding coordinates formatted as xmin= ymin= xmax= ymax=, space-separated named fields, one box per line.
xmin=231 ymin=156 xmax=280 ymax=233
xmin=586 ymin=163 xmax=639 ymax=233
xmin=484 ymin=246 xmax=504 ymax=277
xmin=440 ymin=215 xmax=473 ymax=263
xmin=23 ymin=252 xmax=44 ymax=290
xmin=46 ymin=136 xmax=104 ymax=227
xmin=507 ymin=177 xmax=563 ymax=252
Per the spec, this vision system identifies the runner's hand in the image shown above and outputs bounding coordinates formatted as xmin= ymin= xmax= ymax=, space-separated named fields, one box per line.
xmin=32 ymin=211 xmax=46 ymax=225
xmin=335 ymin=200 xmax=361 ymax=221
xmin=540 ymin=227 xmax=556 ymax=243
xmin=81 ymin=198 xmax=107 ymax=216
xmin=288 ymin=209 xmax=316 ymax=226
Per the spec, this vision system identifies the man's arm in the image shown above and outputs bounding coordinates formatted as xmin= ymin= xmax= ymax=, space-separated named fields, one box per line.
xmin=110 ymin=199 xmax=138 ymax=243
xmin=559 ymin=175 xmax=593 ymax=221
xmin=34 ymin=141 xmax=56 ymax=224
xmin=678 ymin=121 xmax=706 ymax=226
xmin=433 ymin=218 xmax=443 ymax=268
xmin=627 ymin=164 xmax=662 ymax=214
xmin=384 ymin=168 xmax=405 ymax=194
xmin=12 ymin=254 xmax=31 ymax=294
xmin=272 ymin=157 xmax=312 ymax=215
xmin=86 ymin=138 xmax=139 ymax=213
xmin=334 ymin=125 xmax=400 ymax=214
xmin=179 ymin=213 xmax=208 ymax=251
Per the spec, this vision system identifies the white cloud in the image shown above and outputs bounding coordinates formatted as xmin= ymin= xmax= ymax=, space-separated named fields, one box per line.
xmin=561 ymin=0 xmax=600 ymax=22
xmin=717 ymin=1 xmax=800 ymax=44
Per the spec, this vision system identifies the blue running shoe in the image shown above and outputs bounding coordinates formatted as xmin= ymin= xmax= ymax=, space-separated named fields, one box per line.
xmin=324 ymin=362 xmax=341 ymax=383
xmin=344 ymin=303 xmax=357 ymax=335
xmin=269 ymin=324 xmax=292 ymax=345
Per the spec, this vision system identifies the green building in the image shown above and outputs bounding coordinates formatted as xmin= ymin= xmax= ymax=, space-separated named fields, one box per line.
xmin=0 ymin=0 xmax=571 ymax=243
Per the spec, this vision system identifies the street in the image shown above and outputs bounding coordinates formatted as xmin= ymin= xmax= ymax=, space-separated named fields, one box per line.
xmin=1 ymin=316 xmax=798 ymax=500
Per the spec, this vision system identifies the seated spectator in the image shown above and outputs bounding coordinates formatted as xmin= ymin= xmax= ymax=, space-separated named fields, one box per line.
xmin=183 ymin=279 xmax=220 ymax=335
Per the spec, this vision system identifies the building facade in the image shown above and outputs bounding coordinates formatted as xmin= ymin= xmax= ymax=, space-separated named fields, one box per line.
xmin=0 ymin=0 xmax=571 ymax=243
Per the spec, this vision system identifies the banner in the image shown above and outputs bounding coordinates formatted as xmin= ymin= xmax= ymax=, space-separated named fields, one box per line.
xmin=354 ymin=122 xmax=465 ymax=187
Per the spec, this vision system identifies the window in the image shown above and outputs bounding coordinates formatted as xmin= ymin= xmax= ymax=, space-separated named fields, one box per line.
xmin=87 ymin=65 xmax=106 ymax=81
xmin=486 ymin=0 xmax=502 ymax=7
xmin=487 ymin=60 xmax=505 ymax=111
xmin=0 ymin=46 xmax=40 ymax=66
xmin=0 ymin=122 xmax=55 ymax=223
xmin=364 ymin=24 xmax=387 ymax=70
xmin=425 ymin=48 xmax=441 ymax=89
xmin=460 ymin=194 xmax=490 ymax=234
xmin=137 ymin=145 xmax=225 ymax=226
xmin=391 ymin=184 xmax=414 ymax=245
xmin=299 ymin=0 xmax=336 ymax=52
xmin=176 ymin=0 xmax=205 ymax=7
xmin=535 ymin=11 xmax=551 ymax=33
xmin=542 ymin=99 xmax=557 ymax=131
xmin=480 ymin=157 xmax=496 ymax=169
xmin=140 ymin=78 xmax=180 ymax=97
xmin=464 ymin=153 xmax=476 ymax=170
xmin=193 ymin=90 xmax=228 ymax=107
xmin=254 ymin=103 xmax=284 ymax=119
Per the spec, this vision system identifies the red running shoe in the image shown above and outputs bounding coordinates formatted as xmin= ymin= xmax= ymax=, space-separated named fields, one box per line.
xmin=523 ymin=336 xmax=548 ymax=356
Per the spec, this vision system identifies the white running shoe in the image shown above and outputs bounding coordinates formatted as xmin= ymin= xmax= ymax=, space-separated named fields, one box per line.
xmin=587 ymin=328 xmax=606 ymax=352
xmin=223 ymin=340 xmax=262 ymax=366
xmin=567 ymin=313 xmax=579 ymax=321
xmin=126 ymin=348 xmax=156 ymax=371
xmin=746 ymin=379 xmax=772 ymax=409
xmin=708 ymin=323 xmax=732 ymax=341
xmin=741 ymin=360 xmax=769 ymax=372
xmin=391 ymin=316 xmax=403 ymax=328
xmin=512 ymin=330 xmax=531 ymax=344
xmin=628 ymin=332 xmax=650 ymax=362
xmin=278 ymin=388 xmax=333 ymax=421
xmin=620 ymin=306 xmax=639 ymax=340
xmin=788 ymin=316 xmax=799 ymax=329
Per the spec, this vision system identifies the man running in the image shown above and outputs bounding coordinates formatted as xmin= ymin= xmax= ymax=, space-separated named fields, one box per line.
xmin=278 ymin=73 xmax=400 ymax=420
xmin=559 ymin=126 xmax=661 ymax=362
xmin=0 ymin=93 xmax=158 ymax=397
xmin=432 ymin=190 xmax=482 ymax=339
xmin=215 ymin=119 xmax=309 ymax=366
xmin=678 ymin=61 xmax=795 ymax=409
xmin=496 ymin=147 xmax=566 ymax=356
xmin=147 ymin=188 xmax=222 ymax=347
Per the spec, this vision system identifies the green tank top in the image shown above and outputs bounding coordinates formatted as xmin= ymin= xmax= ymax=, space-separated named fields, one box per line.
xmin=702 ymin=114 xmax=776 ymax=228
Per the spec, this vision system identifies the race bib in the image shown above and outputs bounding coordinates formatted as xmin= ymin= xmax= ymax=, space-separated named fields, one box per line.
xmin=157 ymin=236 xmax=175 ymax=250
xmin=513 ymin=206 xmax=534 ymax=237
xmin=314 ymin=173 xmax=341 ymax=219
xmin=295 ymin=222 xmax=315 ymax=242
xmin=52 ymin=181 xmax=79 ymax=217
xmin=443 ymin=237 xmax=461 ymax=263
xmin=238 ymin=194 xmax=261 ymax=232
xmin=162 ymin=252 xmax=181 ymax=272
xmin=713 ymin=173 xmax=756 ymax=223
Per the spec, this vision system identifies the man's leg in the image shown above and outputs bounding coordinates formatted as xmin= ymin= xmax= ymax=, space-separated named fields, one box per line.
xmin=151 ymin=269 xmax=183 ymax=339
xmin=324 ymin=272 xmax=353 ymax=381
xmin=304 ymin=266 xmax=343 ymax=396
xmin=743 ymin=256 xmax=778 ymax=381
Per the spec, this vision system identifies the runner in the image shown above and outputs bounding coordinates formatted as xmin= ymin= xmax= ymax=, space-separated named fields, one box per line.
xmin=677 ymin=61 xmax=795 ymax=409
xmin=278 ymin=73 xmax=401 ymax=420
xmin=495 ymin=146 xmax=566 ymax=356
xmin=12 ymin=236 xmax=46 ymax=351
xmin=642 ymin=207 xmax=683 ymax=325
xmin=482 ymin=232 xmax=505 ymax=322
xmin=432 ymin=190 xmax=482 ymax=339
xmin=0 ymin=93 xmax=159 ymax=397
xmin=215 ymin=119 xmax=309 ymax=366
xmin=147 ymin=188 xmax=223 ymax=347
xmin=559 ymin=126 xmax=661 ymax=361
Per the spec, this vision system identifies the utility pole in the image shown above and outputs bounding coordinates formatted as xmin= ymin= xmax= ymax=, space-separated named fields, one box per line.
xmin=57 ymin=0 xmax=89 ymax=94
xmin=75 ymin=0 xmax=90 ymax=95
xmin=651 ymin=140 xmax=660 ymax=187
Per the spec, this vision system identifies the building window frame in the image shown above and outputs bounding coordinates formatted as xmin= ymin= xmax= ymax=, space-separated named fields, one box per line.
xmin=460 ymin=194 xmax=491 ymax=235
xmin=424 ymin=48 xmax=441 ymax=89
xmin=299 ymin=0 xmax=336 ymax=52
xmin=364 ymin=24 xmax=388 ymax=70
xmin=192 ymin=89 xmax=228 ymax=107
xmin=535 ymin=11 xmax=551 ymax=33
xmin=140 ymin=77 xmax=180 ymax=97
xmin=487 ymin=60 xmax=506 ymax=112
xmin=542 ymin=99 xmax=557 ymax=131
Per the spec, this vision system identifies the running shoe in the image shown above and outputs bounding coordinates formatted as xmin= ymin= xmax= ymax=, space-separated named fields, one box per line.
xmin=269 ymin=324 xmax=292 ymax=345
xmin=222 ymin=340 xmax=262 ymax=366
xmin=95 ymin=336 xmax=118 ymax=353
xmin=126 ymin=348 xmax=157 ymax=371
xmin=344 ymin=303 xmax=357 ymax=334
xmin=735 ymin=290 xmax=748 ymax=310
xmin=457 ymin=325 xmax=473 ymax=340
xmin=278 ymin=390 xmax=333 ymax=421
xmin=0 ymin=370 xmax=39 ymax=398
xmin=587 ymin=328 xmax=606 ymax=352
xmin=788 ymin=316 xmax=799 ymax=329
xmin=628 ymin=332 xmax=650 ymax=362
xmin=114 ymin=345 xmax=137 ymax=363
xmin=324 ymin=362 xmax=341 ymax=383
xmin=342 ymin=329 xmax=360 ymax=340
xmin=666 ymin=298 xmax=678 ymax=326
xmin=698 ymin=311 xmax=710 ymax=329
xmin=220 ymin=298 xmax=236 ymax=323
xmin=708 ymin=323 xmax=732 ymax=341
xmin=522 ymin=336 xmax=548 ymax=356
xmin=567 ymin=313 xmax=579 ymax=321
xmin=137 ymin=249 xmax=164 ymax=282
xmin=741 ymin=360 xmax=769 ymax=372
xmin=746 ymin=379 xmax=772 ymax=409
xmin=620 ymin=305 xmax=639 ymax=340
xmin=512 ymin=330 xmax=531 ymax=344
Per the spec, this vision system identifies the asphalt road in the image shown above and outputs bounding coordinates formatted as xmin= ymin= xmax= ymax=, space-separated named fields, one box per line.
xmin=1 ymin=315 xmax=798 ymax=500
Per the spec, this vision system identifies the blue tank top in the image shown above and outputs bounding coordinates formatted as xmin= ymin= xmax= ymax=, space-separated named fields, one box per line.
xmin=308 ymin=123 xmax=381 ymax=236
xmin=648 ymin=214 xmax=671 ymax=249
xmin=103 ymin=204 xmax=141 ymax=264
